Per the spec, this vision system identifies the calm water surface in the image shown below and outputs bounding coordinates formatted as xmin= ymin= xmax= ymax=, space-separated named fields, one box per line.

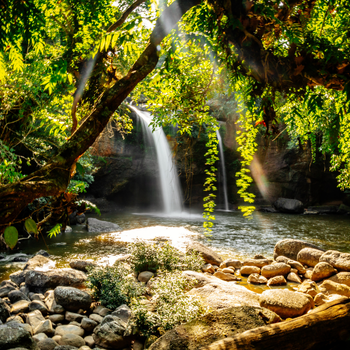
xmin=1 ymin=211 xmax=349 ymax=287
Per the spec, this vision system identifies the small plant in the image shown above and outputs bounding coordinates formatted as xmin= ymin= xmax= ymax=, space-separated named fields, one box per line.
xmin=131 ymin=271 xmax=207 ymax=336
xmin=86 ymin=263 xmax=145 ymax=310
xmin=128 ymin=241 xmax=204 ymax=273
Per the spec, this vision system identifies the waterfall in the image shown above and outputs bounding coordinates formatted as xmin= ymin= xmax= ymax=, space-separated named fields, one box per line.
xmin=129 ymin=106 xmax=183 ymax=213
xmin=216 ymin=129 xmax=230 ymax=211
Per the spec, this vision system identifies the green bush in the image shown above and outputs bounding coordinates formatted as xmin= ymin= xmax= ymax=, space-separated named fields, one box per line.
xmin=131 ymin=271 xmax=207 ymax=336
xmin=129 ymin=241 xmax=204 ymax=273
xmin=86 ymin=263 xmax=145 ymax=310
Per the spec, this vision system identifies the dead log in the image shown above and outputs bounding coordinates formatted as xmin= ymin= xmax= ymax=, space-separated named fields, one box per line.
xmin=201 ymin=297 xmax=350 ymax=350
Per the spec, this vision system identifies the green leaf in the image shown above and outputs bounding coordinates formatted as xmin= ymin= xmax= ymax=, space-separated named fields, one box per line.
xmin=4 ymin=226 xmax=18 ymax=249
xmin=76 ymin=162 xmax=85 ymax=177
xmin=24 ymin=218 xmax=38 ymax=235
xmin=47 ymin=224 xmax=62 ymax=238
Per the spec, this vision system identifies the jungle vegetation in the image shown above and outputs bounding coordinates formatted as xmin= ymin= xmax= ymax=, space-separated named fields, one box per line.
xmin=1 ymin=0 xmax=350 ymax=246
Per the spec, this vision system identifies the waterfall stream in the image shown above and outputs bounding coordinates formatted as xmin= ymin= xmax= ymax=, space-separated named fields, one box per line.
xmin=129 ymin=106 xmax=183 ymax=213
xmin=216 ymin=129 xmax=230 ymax=211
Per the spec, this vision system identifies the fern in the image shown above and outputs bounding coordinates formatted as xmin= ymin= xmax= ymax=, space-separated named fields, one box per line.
xmin=47 ymin=224 xmax=62 ymax=238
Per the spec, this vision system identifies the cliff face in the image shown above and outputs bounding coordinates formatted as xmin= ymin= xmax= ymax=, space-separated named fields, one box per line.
xmin=86 ymin=114 xmax=343 ymax=211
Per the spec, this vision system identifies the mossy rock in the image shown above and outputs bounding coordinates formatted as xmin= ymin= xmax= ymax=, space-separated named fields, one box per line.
xmin=148 ymin=306 xmax=280 ymax=350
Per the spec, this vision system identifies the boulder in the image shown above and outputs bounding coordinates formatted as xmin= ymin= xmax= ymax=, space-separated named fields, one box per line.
xmin=297 ymin=248 xmax=325 ymax=267
xmin=247 ymin=274 xmax=268 ymax=284
xmin=35 ymin=250 xmax=50 ymax=258
xmin=276 ymin=256 xmax=306 ymax=274
xmin=26 ymin=310 xmax=46 ymax=330
xmin=8 ymin=290 xmax=30 ymax=303
xmin=34 ymin=320 xmax=54 ymax=336
xmin=86 ymin=218 xmax=122 ymax=233
xmin=287 ymin=272 xmax=302 ymax=283
xmin=186 ymin=242 xmax=222 ymax=266
xmin=260 ymin=289 xmax=313 ymax=318
xmin=54 ymin=287 xmax=91 ymax=312
xmin=274 ymin=239 xmax=323 ymax=261
xmin=328 ymin=272 xmax=350 ymax=286
xmin=267 ymin=276 xmax=287 ymax=286
xmin=0 ymin=322 xmax=37 ymax=350
xmin=44 ymin=290 xmax=65 ymax=314
xmin=55 ymin=325 xmax=84 ymax=337
xmin=148 ymin=306 xmax=281 ymax=350
xmin=93 ymin=315 xmax=128 ymax=349
xmin=213 ymin=271 xmax=240 ymax=282
xmin=240 ymin=266 xmax=260 ymax=275
xmin=30 ymin=293 xmax=45 ymax=302
xmin=314 ymin=293 xmax=329 ymax=306
xmin=23 ymin=255 xmax=56 ymax=271
xmin=9 ymin=271 xmax=26 ymax=286
xmin=320 ymin=250 xmax=350 ymax=271
xmin=111 ymin=304 xmax=132 ymax=324
xmin=220 ymin=259 xmax=242 ymax=269
xmin=0 ymin=297 xmax=11 ymax=323
xmin=273 ymin=198 xmax=304 ymax=214
xmin=319 ymin=279 xmax=350 ymax=297
xmin=311 ymin=262 xmax=337 ymax=282
xmin=243 ymin=259 xmax=272 ymax=268
xmin=69 ymin=261 xmax=97 ymax=273
xmin=261 ymin=263 xmax=291 ymax=278
xmin=58 ymin=334 xmax=85 ymax=348
xmin=25 ymin=269 xmax=87 ymax=289
xmin=138 ymin=271 xmax=154 ymax=283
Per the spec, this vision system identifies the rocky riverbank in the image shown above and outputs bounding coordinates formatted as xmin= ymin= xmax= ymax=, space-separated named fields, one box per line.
xmin=1 ymin=237 xmax=350 ymax=350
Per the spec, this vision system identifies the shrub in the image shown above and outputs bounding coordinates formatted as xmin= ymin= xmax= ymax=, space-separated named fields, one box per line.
xmin=131 ymin=271 xmax=207 ymax=336
xmin=86 ymin=263 xmax=145 ymax=310
xmin=129 ymin=240 xmax=204 ymax=273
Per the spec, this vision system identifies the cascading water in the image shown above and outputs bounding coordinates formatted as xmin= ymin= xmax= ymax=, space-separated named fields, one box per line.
xmin=216 ymin=129 xmax=230 ymax=211
xmin=129 ymin=106 xmax=183 ymax=214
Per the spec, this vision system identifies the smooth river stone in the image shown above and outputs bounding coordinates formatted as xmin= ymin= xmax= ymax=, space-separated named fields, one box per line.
xmin=320 ymin=250 xmax=350 ymax=271
xmin=261 ymin=263 xmax=291 ymax=279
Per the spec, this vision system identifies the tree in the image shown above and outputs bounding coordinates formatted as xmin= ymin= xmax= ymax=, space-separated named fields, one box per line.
xmin=1 ymin=0 xmax=350 ymax=238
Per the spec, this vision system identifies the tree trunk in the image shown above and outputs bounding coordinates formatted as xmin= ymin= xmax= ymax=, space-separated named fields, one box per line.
xmin=201 ymin=297 xmax=350 ymax=350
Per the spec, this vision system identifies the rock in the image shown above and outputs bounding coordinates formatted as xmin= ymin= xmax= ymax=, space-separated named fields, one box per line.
xmin=34 ymin=320 xmax=54 ymax=336
xmin=20 ymin=284 xmax=31 ymax=296
xmin=84 ymin=335 xmax=94 ymax=348
xmin=58 ymin=334 xmax=85 ymax=348
xmin=65 ymin=312 xmax=85 ymax=323
xmin=35 ymin=250 xmax=50 ymax=258
xmin=287 ymin=272 xmax=302 ymax=283
xmin=186 ymin=242 xmax=222 ymax=266
xmin=202 ymin=264 xmax=215 ymax=274
xmin=267 ymin=276 xmax=287 ymax=286
xmin=0 ymin=298 xmax=11 ymax=323
xmin=11 ymin=300 xmax=30 ymax=314
xmin=29 ymin=300 xmax=49 ymax=314
xmin=305 ymin=268 xmax=313 ymax=279
xmin=53 ymin=346 xmax=79 ymax=350
xmin=222 ymin=267 xmax=235 ymax=274
xmin=247 ymin=273 xmax=268 ymax=284
xmin=54 ymin=287 xmax=91 ymax=312
xmin=276 ymin=256 xmax=306 ymax=274
xmin=76 ymin=214 xmax=85 ymax=224
xmin=0 ymin=279 xmax=18 ymax=288
xmin=49 ymin=314 xmax=65 ymax=323
xmin=260 ymin=289 xmax=313 ymax=318
xmin=148 ymin=306 xmax=281 ymax=350
xmin=93 ymin=315 xmax=128 ymax=349
xmin=96 ymin=307 xmax=111 ymax=317
xmin=273 ymin=198 xmax=304 ymax=214
xmin=320 ymin=250 xmax=350 ymax=271
xmin=297 ymin=248 xmax=325 ymax=267
xmin=111 ymin=305 xmax=132 ymax=324
xmin=26 ymin=310 xmax=46 ymax=329
xmin=220 ymin=259 xmax=242 ymax=269
xmin=311 ymin=262 xmax=337 ymax=282
xmin=138 ymin=271 xmax=154 ymax=283
xmin=44 ymin=291 xmax=65 ymax=314
xmin=240 ymin=266 xmax=260 ymax=275
xmin=274 ymin=239 xmax=323 ymax=261
xmin=81 ymin=318 xmax=97 ymax=333
xmin=37 ymin=338 xmax=58 ymax=350
xmin=0 ymin=322 xmax=37 ymax=350
xmin=55 ymin=325 xmax=84 ymax=337
xmin=25 ymin=269 xmax=87 ymax=289
xmin=0 ymin=285 xmax=17 ymax=298
xmin=261 ymin=263 xmax=291 ymax=278
xmin=89 ymin=314 xmax=102 ymax=323
xmin=86 ymin=218 xmax=122 ymax=233
xmin=30 ymin=293 xmax=45 ymax=302
xmin=186 ymin=273 xmax=261 ymax=310
xmin=69 ymin=261 xmax=97 ymax=273
xmin=297 ymin=280 xmax=320 ymax=297
xmin=9 ymin=271 xmax=26 ymax=286
xmin=7 ymin=315 xmax=24 ymax=323
xmin=319 ymin=279 xmax=350 ymax=297
xmin=328 ymin=272 xmax=350 ymax=287
xmin=33 ymin=333 xmax=48 ymax=342
xmin=314 ymin=293 xmax=329 ymax=306
xmin=23 ymin=255 xmax=56 ymax=271
xmin=243 ymin=259 xmax=272 ymax=268
xmin=213 ymin=271 xmax=240 ymax=281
